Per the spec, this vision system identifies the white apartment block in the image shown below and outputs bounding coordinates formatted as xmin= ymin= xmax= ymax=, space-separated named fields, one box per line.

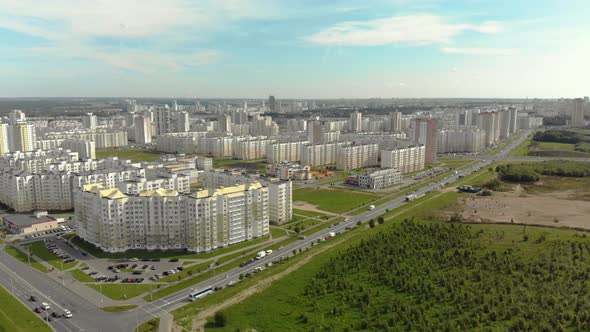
xmin=61 ymin=139 xmax=96 ymax=159
xmin=321 ymin=131 xmax=340 ymax=143
xmin=134 ymin=113 xmax=153 ymax=144
xmin=347 ymin=168 xmax=402 ymax=189
xmin=8 ymin=123 xmax=36 ymax=152
xmin=236 ymin=138 xmax=270 ymax=160
xmin=266 ymin=141 xmax=304 ymax=164
xmin=381 ymin=145 xmax=425 ymax=174
xmin=44 ymin=130 xmax=128 ymax=148
xmin=335 ymin=143 xmax=379 ymax=171
xmin=82 ymin=113 xmax=97 ymax=129
xmin=196 ymin=137 xmax=236 ymax=157
xmin=349 ymin=111 xmax=363 ymax=133
xmin=265 ymin=163 xmax=312 ymax=181
xmin=301 ymin=142 xmax=340 ymax=167
xmin=195 ymin=156 xmax=213 ymax=170
xmin=156 ymin=134 xmax=197 ymax=154
xmin=117 ymin=173 xmax=190 ymax=195
xmin=437 ymin=128 xmax=486 ymax=154
xmin=476 ymin=111 xmax=500 ymax=147
xmin=0 ymin=124 xmax=9 ymax=156
xmin=75 ymin=182 xmax=269 ymax=253
xmin=201 ymin=169 xmax=292 ymax=224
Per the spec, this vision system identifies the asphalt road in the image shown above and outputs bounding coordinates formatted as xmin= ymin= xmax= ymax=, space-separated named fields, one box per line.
xmin=0 ymin=128 xmax=545 ymax=332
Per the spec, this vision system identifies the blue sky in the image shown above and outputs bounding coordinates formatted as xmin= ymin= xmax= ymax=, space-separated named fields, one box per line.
xmin=0 ymin=0 xmax=588 ymax=98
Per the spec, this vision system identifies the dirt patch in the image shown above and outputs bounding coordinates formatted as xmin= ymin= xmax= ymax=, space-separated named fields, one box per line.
xmin=292 ymin=202 xmax=337 ymax=215
xmin=458 ymin=189 xmax=590 ymax=229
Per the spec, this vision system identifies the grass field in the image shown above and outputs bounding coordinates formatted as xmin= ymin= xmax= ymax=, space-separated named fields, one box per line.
xmin=88 ymin=284 xmax=155 ymax=300
xmin=135 ymin=318 xmax=160 ymax=332
xmin=292 ymin=209 xmax=330 ymax=219
xmin=283 ymin=218 xmax=321 ymax=232
xmin=293 ymin=188 xmax=378 ymax=214
xmin=96 ymin=149 xmax=162 ymax=162
xmin=24 ymin=241 xmax=77 ymax=271
xmin=437 ymin=158 xmax=475 ymax=168
xmin=72 ymin=234 xmax=271 ymax=260
xmin=102 ymin=305 xmax=138 ymax=312
xmin=70 ymin=269 xmax=96 ymax=282
xmin=270 ymin=226 xmax=289 ymax=238
xmin=212 ymin=158 xmax=267 ymax=173
xmin=200 ymin=172 xmax=590 ymax=331
xmin=509 ymin=131 xmax=535 ymax=157
xmin=3 ymin=247 xmax=49 ymax=273
xmin=0 ymin=286 xmax=51 ymax=332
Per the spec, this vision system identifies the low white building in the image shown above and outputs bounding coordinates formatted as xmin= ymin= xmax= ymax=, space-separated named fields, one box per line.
xmin=346 ymin=168 xmax=402 ymax=189
xmin=265 ymin=162 xmax=312 ymax=180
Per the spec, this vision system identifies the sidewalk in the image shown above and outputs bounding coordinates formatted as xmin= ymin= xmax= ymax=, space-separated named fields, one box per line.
xmin=158 ymin=312 xmax=174 ymax=332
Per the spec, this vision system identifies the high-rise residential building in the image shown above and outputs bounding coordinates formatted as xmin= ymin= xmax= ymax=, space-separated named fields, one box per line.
xmin=266 ymin=141 xmax=304 ymax=164
xmin=412 ymin=118 xmax=438 ymax=164
xmin=307 ymin=119 xmax=323 ymax=144
xmin=477 ymin=111 xmax=500 ymax=147
xmin=82 ymin=113 xmax=97 ymax=129
xmin=571 ymin=98 xmax=585 ymax=127
xmin=335 ymin=143 xmax=379 ymax=170
xmin=176 ymin=111 xmax=190 ymax=132
xmin=8 ymin=110 xmax=26 ymax=125
xmin=134 ymin=112 xmax=153 ymax=144
xmin=389 ymin=111 xmax=402 ymax=131
xmin=269 ymin=96 xmax=276 ymax=112
xmin=301 ymin=142 xmax=340 ymax=166
xmin=219 ymin=114 xmax=232 ymax=133
xmin=349 ymin=110 xmax=363 ymax=133
xmin=508 ymin=107 xmax=519 ymax=134
xmin=498 ymin=108 xmax=512 ymax=139
xmin=75 ymin=182 xmax=269 ymax=253
xmin=61 ymin=139 xmax=96 ymax=159
xmin=153 ymin=105 xmax=172 ymax=135
xmin=266 ymin=179 xmax=292 ymax=225
xmin=0 ymin=124 xmax=9 ymax=156
xmin=381 ymin=145 xmax=425 ymax=174
xmin=437 ymin=128 xmax=486 ymax=154
xmin=235 ymin=137 xmax=270 ymax=160
xmin=8 ymin=123 xmax=36 ymax=152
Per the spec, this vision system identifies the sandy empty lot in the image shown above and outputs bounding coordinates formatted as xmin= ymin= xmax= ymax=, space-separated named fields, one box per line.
xmin=459 ymin=186 xmax=590 ymax=229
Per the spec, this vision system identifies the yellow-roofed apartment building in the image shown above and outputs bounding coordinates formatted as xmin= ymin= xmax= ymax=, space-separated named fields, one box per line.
xmin=74 ymin=182 xmax=269 ymax=253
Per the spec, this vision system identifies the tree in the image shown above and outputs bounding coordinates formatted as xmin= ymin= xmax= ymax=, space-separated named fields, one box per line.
xmin=377 ymin=216 xmax=385 ymax=224
xmin=294 ymin=226 xmax=301 ymax=233
xmin=214 ymin=311 xmax=227 ymax=327
xmin=369 ymin=219 xmax=376 ymax=228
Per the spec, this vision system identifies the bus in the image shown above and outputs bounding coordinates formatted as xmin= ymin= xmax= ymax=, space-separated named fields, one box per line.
xmin=188 ymin=287 xmax=213 ymax=302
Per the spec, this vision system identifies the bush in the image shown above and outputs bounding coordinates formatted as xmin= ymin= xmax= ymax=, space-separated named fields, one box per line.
xmin=480 ymin=190 xmax=493 ymax=196
xmin=482 ymin=178 xmax=502 ymax=191
xmin=377 ymin=216 xmax=385 ymax=224
xmin=369 ymin=219 xmax=376 ymax=228
xmin=214 ymin=311 xmax=227 ymax=327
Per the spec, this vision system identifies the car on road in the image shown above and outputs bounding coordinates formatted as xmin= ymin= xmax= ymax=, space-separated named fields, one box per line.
xmin=41 ymin=302 xmax=50 ymax=310
xmin=150 ymin=265 xmax=157 ymax=270
xmin=34 ymin=307 xmax=43 ymax=313
xmin=51 ymin=311 xmax=61 ymax=318
xmin=44 ymin=315 xmax=54 ymax=322
xmin=169 ymin=258 xmax=179 ymax=262
xmin=30 ymin=295 xmax=37 ymax=302
xmin=129 ymin=258 xmax=139 ymax=262
xmin=63 ymin=309 xmax=72 ymax=318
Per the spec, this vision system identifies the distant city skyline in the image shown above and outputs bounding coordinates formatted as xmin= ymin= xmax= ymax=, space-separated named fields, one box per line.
xmin=1 ymin=0 xmax=589 ymax=98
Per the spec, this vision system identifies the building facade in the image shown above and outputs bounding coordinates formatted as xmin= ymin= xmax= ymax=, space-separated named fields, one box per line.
xmin=381 ymin=145 xmax=425 ymax=174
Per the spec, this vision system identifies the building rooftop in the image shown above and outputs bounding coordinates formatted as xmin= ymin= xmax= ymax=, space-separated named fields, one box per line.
xmin=3 ymin=214 xmax=56 ymax=228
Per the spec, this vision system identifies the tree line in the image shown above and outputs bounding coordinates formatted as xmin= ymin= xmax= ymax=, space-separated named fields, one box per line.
xmin=496 ymin=161 xmax=590 ymax=182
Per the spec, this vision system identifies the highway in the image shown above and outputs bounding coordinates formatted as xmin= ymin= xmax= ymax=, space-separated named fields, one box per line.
xmin=0 ymin=128 xmax=535 ymax=332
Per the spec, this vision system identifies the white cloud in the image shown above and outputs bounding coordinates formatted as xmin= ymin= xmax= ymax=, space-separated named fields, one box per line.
xmin=0 ymin=0 xmax=276 ymax=73
xmin=305 ymin=15 xmax=501 ymax=46
xmin=442 ymin=47 xmax=519 ymax=56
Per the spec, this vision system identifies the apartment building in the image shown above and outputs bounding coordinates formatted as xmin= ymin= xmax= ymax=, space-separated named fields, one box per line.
xmin=75 ymin=182 xmax=269 ymax=253
xmin=412 ymin=118 xmax=437 ymax=164
xmin=381 ymin=145 xmax=426 ymax=174
xmin=300 ymin=142 xmax=340 ymax=167
xmin=156 ymin=133 xmax=197 ymax=154
xmin=265 ymin=162 xmax=312 ymax=181
xmin=61 ymin=139 xmax=96 ymax=159
xmin=235 ymin=137 xmax=270 ymax=160
xmin=335 ymin=143 xmax=379 ymax=171
xmin=44 ymin=129 xmax=128 ymax=148
xmin=195 ymin=156 xmax=213 ymax=170
xmin=266 ymin=141 xmax=304 ymax=164
xmin=437 ymin=128 xmax=486 ymax=154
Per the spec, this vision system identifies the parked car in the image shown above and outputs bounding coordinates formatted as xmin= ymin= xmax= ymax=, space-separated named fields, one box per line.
xmin=41 ymin=302 xmax=51 ymax=310
xmin=34 ymin=307 xmax=43 ymax=313
xmin=150 ymin=265 xmax=157 ymax=270
xmin=63 ymin=309 xmax=72 ymax=318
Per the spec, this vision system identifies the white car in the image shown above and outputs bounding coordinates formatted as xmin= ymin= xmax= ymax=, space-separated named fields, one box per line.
xmin=63 ymin=309 xmax=72 ymax=318
xmin=41 ymin=302 xmax=51 ymax=310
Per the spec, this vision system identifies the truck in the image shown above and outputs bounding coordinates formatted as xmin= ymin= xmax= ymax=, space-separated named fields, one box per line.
xmin=406 ymin=194 xmax=417 ymax=202
xmin=255 ymin=251 xmax=266 ymax=260
xmin=368 ymin=205 xmax=375 ymax=211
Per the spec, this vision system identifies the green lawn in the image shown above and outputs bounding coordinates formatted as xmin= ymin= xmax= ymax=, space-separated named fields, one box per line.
xmin=70 ymin=269 xmax=96 ymax=282
xmin=509 ymin=131 xmax=535 ymax=156
xmin=102 ymin=305 xmax=138 ymax=312
xmin=88 ymin=284 xmax=156 ymax=300
xmin=23 ymin=241 xmax=77 ymax=271
xmin=270 ymin=226 xmax=289 ymax=238
xmin=283 ymin=218 xmax=321 ymax=232
xmin=96 ymin=149 xmax=163 ymax=162
xmin=136 ymin=318 xmax=160 ymax=332
xmin=72 ymin=234 xmax=271 ymax=260
xmin=293 ymin=188 xmax=378 ymax=214
xmin=3 ymin=247 xmax=48 ymax=273
xmin=0 ymin=286 xmax=51 ymax=332
xmin=157 ymin=261 xmax=212 ymax=283
xmin=292 ymin=209 xmax=330 ymax=219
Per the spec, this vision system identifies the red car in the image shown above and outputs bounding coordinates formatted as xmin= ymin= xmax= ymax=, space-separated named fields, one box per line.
xmin=34 ymin=307 xmax=43 ymax=313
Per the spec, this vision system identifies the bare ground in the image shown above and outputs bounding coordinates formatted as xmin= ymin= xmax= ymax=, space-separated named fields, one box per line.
xmin=457 ymin=185 xmax=590 ymax=229
xmin=292 ymin=202 xmax=338 ymax=216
